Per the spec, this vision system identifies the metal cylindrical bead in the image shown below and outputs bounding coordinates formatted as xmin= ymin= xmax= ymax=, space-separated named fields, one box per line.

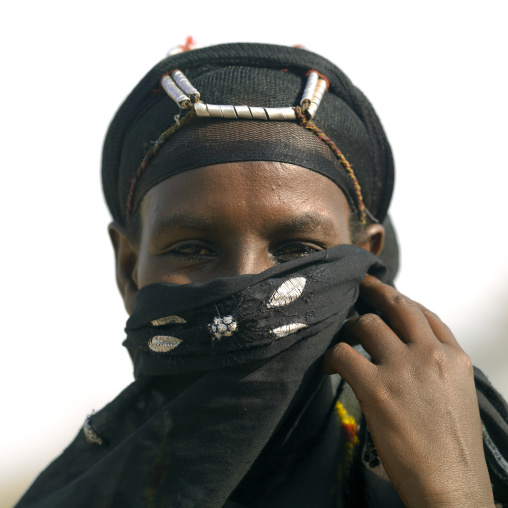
xmin=265 ymin=108 xmax=285 ymax=121
xmin=281 ymin=107 xmax=296 ymax=121
xmin=193 ymin=104 xmax=295 ymax=121
xmin=206 ymin=104 xmax=223 ymax=117
xmin=306 ymin=103 xmax=318 ymax=118
xmin=160 ymin=74 xmax=189 ymax=108
xmin=312 ymin=79 xmax=327 ymax=104
xmin=307 ymin=79 xmax=328 ymax=119
xmin=300 ymin=71 xmax=319 ymax=106
xmin=220 ymin=105 xmax=238 ymax=119
xmin=194 ymin=103 xmax=210 ymax=117
xmin=171 ymin=70 xmax=200 ymax=100
xmin=234 ymin=105 xmax=252 ymax=119
xmin=265 ymin=108 xmax=295 ymax=121
xmin=250 ymin=107 xmax=268 ymax=120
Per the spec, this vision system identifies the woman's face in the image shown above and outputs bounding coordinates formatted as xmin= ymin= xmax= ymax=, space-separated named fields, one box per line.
xmin=110 ymin=161 xmax=383 ymax=314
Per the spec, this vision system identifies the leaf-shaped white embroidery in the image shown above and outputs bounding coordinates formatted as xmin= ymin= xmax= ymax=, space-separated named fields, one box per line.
xmin=151 ymin=315 xmax=186 ymax=326
xmin=267 ymin=277 xmax=306 ymax=308
xmin=148 ymin=335 xmax=183 ymax=353
xmin=271 ymin=322 xmax=307 ymax=338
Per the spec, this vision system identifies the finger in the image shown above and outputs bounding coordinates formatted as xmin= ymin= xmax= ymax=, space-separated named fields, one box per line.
xmin=359 ymin=275 xmax=435 ymax=345
xmin=414 ymin=302 xmax=460 ymax=347
xmin=323 ymin=342 xmax=377 ymax=399
xmin=339 ymin=314 xmax=404 ymax=364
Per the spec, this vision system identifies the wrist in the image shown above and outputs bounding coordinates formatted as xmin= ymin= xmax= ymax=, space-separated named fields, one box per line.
xmin=397 ymin=472 xmax=495 ymax=508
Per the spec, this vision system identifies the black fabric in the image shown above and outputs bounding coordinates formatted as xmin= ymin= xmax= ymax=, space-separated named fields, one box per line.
xmin=378 ymin=214 xmax=399 ymax=283
xmin=125 ymin=245 xmax=383 ymax=377
xmin=15 ymin=245 xmax=508 ymax=506
xmin=102 ymin=43 xmax=394 ymax=224
xmin=17 ymin=245 xmax=385 ymax=507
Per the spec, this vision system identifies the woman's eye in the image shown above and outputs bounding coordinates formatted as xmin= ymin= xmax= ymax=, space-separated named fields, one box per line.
xmin=168 ymin=243 xmax=217 ymax=258
xmin=272 ymin=243 xmax=320 ymax=262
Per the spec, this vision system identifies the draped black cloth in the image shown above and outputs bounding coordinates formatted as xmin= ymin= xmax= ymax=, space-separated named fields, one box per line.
xmin=15 ymin=246 xmax=508 ymax=506
xmin=17 ymin=246 xmax=385 ymax=507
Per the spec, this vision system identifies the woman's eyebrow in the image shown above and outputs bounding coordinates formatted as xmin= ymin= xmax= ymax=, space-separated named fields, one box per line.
xmin=269 ymin=211 xmax=337 ymax=235
xmin=149 ymin=210 xmax=337 ymax=238
xmin=150 ymin=211 xmax=216 ymax=236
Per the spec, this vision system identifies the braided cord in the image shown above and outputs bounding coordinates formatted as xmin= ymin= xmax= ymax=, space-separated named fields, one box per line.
xmin=293 ymin=106 xmax=366 ymax=225
xmin=126 ymin=107 xmax=198 ymax=221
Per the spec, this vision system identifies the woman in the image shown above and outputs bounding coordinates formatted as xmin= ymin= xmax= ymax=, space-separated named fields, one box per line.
xmin=16 ymin=43 xmax=508 ymax=507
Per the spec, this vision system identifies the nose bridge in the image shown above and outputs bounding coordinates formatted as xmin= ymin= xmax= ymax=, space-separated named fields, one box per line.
xmin=225 ymin=239 xmax=273 ymax=276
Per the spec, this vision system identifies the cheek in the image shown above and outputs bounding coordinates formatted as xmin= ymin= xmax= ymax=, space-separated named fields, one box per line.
xmin=135 ymin=253 xmax=181 ymax=287
xmin=135 ymin=249 xmax=174 ymax=287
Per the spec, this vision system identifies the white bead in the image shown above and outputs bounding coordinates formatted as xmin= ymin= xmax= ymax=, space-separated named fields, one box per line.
xmin=250 ymin=107 xmax=268 ymax=120
xmin=194 ymin=103 xmax=210 ymax=117
xmin=265 ymin=108 xmax=285 ymax=120
xmin=301 ymin=71 xmax=319 ymax=105
xmin=234 ymin=105 xmax=252 ymax=119
xmin=207 ymin=104 xmax=223 ymax=117
xmin=160 ymin=74 xmax=189 ymax=107
xmin=171 ymin=69 xmax=200 ymax=98
xmin=221 ymin=105 xmax=237 ymax=119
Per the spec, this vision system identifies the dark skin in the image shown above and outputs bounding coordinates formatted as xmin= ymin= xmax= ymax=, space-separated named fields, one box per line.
xmin=110 ymin=161 xmax=494 ymax=507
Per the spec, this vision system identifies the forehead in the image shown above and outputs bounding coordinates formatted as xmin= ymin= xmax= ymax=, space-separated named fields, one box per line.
xmin=140 ymin=161 xmax=352 ymax=229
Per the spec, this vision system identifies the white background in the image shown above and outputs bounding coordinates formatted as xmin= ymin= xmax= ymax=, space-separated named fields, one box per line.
xmin=1 ymin=1 xmax=507 ymax=506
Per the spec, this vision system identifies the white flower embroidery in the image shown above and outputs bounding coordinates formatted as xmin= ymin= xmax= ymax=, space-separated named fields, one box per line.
xmin=208 ymin=315 xmax=238 ymax=340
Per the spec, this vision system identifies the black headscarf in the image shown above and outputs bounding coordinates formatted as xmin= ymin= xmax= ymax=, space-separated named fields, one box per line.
xmin=101 ymin=43 xmax=394 ymax=226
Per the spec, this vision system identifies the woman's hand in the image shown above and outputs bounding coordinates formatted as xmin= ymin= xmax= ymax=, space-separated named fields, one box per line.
xmin=323 ymin=275 xmax=495 ymax=507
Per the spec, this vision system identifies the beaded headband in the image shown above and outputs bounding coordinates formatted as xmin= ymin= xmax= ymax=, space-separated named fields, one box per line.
xmin=126 ymin=68 xmax=372 ymax=225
